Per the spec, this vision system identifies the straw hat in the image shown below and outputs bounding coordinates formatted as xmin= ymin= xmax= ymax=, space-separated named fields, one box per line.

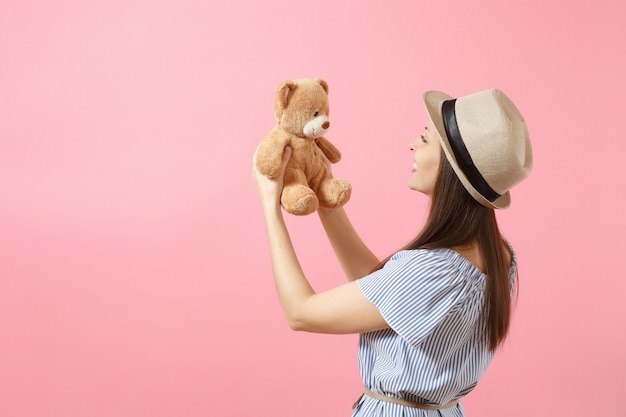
xmin=423 ymin=88 xmax=533 ymax=209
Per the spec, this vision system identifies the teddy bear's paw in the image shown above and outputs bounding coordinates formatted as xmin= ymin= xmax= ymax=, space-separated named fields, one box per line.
xmin=318 ymin=179 xmax=352 ymax=208
xmin=281 ymin=185 xmax=319 ymax=216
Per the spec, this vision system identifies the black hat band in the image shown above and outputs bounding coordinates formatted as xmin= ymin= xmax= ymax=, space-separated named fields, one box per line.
xmin=441 ymin=99 xmax=501 ymax=203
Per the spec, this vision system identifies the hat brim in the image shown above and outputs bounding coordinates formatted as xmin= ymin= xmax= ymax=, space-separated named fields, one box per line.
xmin=422 ymin=90 xmax=510 ymax=209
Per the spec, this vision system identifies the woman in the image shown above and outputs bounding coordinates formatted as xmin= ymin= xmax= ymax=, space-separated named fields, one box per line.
xmin=252 ymin=88 xmax=533 ymax=416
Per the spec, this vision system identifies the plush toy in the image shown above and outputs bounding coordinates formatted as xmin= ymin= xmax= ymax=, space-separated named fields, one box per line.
xmin=255 ymin=78 xmax=351 ymax=215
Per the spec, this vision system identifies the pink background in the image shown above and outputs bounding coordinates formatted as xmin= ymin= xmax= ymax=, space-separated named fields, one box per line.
xmin=1 ymin=1 xmax=624 ymax=416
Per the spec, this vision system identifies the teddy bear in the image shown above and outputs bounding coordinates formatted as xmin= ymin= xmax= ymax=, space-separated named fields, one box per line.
xmin=255 ymin=78 xmax=351 ymax=215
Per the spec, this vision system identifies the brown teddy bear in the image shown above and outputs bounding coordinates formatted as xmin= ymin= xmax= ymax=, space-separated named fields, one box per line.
xmin=255 ymin=78 xmax=351 ymax=215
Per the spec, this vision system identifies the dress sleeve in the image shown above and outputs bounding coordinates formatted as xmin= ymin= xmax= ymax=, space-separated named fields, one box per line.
xmin=357 ymin=250 xmax=470 ymax=347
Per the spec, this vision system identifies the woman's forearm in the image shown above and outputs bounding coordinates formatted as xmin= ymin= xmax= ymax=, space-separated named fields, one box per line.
xmin=317 ymin=207 xmax=380 ymax=281
xmin=261 ymin=205 xmax=389 ymax=335
xmin=262 ymin=205 xmax=315 ymax=328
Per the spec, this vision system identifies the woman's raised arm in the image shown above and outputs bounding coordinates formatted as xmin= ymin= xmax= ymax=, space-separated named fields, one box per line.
xmin=317 ymin=207 xmax=380 ymax=281
xmin=253 ymin=147 xmax=387 ymax=334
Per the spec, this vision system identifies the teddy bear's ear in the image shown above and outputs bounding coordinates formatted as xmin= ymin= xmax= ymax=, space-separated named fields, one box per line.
xmin=276 ymin=80 xmax=297 ymax=109
xmin=315 ymin=78 xmax=329 ymax=95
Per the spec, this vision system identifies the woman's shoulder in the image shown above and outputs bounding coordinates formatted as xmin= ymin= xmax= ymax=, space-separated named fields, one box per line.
xmin=503 ymin=240 xmax=517 ymax=270
xmin=392 ymin=243 xmax=516 ymax=276
xmin=390 ymin=247 xmax=448 ymax=262
xmin=389 ymin=247 xmax=475 ymax=273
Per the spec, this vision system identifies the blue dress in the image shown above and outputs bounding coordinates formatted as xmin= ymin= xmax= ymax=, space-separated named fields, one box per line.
xmin=353 ymin=247 xmax=517 ymax=417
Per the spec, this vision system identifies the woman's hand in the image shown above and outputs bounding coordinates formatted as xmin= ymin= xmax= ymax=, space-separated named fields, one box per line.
xmin=253 ymin=145 xmax=292 ymax=212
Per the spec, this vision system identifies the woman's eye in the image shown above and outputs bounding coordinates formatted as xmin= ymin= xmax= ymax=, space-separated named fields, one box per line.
xmin=420 ymin=135 xmax=427 ymax=142
xmin=313 ymin=111 xmax=319 ymax=117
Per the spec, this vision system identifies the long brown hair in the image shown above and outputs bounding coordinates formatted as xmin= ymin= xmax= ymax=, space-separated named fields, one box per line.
xmin=374 ymin=152 xmax=515 ymax=350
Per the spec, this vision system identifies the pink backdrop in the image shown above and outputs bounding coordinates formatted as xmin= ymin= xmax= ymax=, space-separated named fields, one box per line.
xmin=1 ymin=1 xmax=624 ymax=416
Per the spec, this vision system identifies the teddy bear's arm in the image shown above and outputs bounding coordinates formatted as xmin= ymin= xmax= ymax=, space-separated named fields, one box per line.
xmin=315 ymin=137 xmax=342 ymax=164
xmin=255 ymin=129 xmax=292 ymax=178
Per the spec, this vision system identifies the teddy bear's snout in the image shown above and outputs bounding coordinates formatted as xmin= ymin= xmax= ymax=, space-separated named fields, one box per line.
xmin=322 ymin=121 xmax=330 ymax=129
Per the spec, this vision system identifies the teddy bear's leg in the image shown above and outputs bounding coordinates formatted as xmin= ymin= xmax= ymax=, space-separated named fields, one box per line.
xmin=317 ymin=178 xmax=352 ymax=209
xmin=281 ymin=167 xmax=319 ymax=215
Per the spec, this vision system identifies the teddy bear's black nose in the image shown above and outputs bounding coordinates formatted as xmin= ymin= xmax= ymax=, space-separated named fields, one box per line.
xmin=322 ymin=121 xmax=330 ymax=129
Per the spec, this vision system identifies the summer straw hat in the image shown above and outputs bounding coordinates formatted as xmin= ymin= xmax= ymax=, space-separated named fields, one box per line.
xmin=423 ymin=88 xmax=533 ymax=209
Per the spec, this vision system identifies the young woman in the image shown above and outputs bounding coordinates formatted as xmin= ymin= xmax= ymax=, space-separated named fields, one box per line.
xmin=252 ymin=88 xmax=533 ymax=416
